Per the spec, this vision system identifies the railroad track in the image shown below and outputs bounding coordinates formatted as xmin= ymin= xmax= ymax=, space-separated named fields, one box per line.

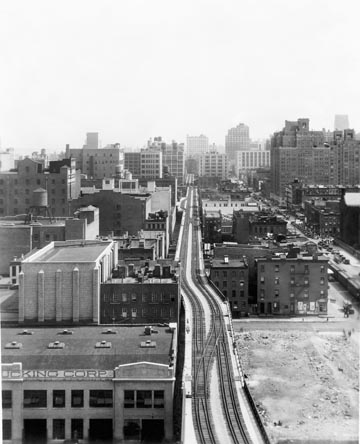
xmin=180 ymin=186 xmax=253 ymax=444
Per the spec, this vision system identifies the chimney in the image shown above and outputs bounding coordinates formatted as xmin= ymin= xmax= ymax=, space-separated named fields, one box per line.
xmin=224 ymin=255 xmax=229 ymax=264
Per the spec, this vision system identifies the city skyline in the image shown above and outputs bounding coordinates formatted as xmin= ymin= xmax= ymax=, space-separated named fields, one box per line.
xmin=0 ymin=0 xmax=359 ymax=155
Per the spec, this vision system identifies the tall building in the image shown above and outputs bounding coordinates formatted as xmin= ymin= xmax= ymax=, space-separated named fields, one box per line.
xmin=124 ymin=151 xmax=141 ymax=178
xmin=334 ymin=114 xmax=350 ymax=131
xmin=66 ymin=133 xmax=123 ymax=180
xmin=0 ymin=158 xmax=81 ymax=217
xmin=140 ymin=149 xmax=163 ymax=179
xmin=225 ymin=123 xmax=250 ymax=163
xmin=198 ymin=151 xmax=228 ymax=180
xmin=270 ymin=119 xmax=331 ymax=201
xmin=186 ymin=135 xmax=209 ymax=157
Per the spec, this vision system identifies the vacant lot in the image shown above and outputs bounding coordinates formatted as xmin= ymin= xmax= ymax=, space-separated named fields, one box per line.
xmin=235 ymin=328 xmax=359 ymax=444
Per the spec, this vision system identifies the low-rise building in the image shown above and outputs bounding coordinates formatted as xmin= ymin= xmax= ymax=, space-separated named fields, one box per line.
xmin=203 ymin=210 xmax=222 ymax=244
xmin=303 ymin=199 xmax=340 ymax=236
xmin=18 ymin=240 xmax=118 ymax=324
xmin=101 ymin=259 xmax=180 ymax=325
xmin=1 ymin=324 xmax=177 ymax=442
xmin=256 ymin=252 xmax=328 ymax=316
xmin=209 ymin=255 xmax=249 ymax=318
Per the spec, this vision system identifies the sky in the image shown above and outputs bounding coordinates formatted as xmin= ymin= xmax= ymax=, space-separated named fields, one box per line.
xmin=0 ymin=0 xmax=359 ymax=155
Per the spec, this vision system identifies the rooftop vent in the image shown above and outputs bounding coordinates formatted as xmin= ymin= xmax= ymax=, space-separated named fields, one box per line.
xmin=58 ymin=329 xmax=73 ymax=335
xmin=19 ymin=330 xmax=33 ymax=335
xmin=95 ymin=341 xmax=111 ymax=348
xmin=48 ymin=341 xmax=65 ymax=349
xmin=102 ymin=329 xmax=117 ymax=334
xmin=140 ymin=340 xmax=156 ymax=348
xmin=5 ymin=341 xmax=22 ymax=349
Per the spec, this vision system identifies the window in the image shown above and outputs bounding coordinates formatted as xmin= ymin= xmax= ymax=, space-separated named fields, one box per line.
xmin=320 ymin=277 xmax=325 ymax=285
xmin=222 ymin=281 xmax=227 ymax=287
xmin=53 ymin=390 xmax=65 ymax=408
xmin=214 ymin=271 xmax=219 ymax=277
xmin=304 ymin=290 xmax=309 ymax=298
xmin=131 ymin=293 xmax=137 ymax=302
xmin=71 ymin=390 xmax=84 ymax=408
xmin=260 ymin=276 xmax=265 ymax=284
xmin=154 ymin=390 xmax=164 ymax=408
xmin=124 ymin=390 xmax=135 ymax=408
xmin=274 ymin=290 xmax=279 ymax=298
xmin=240 ymin=290 xmax=244 ymax=298
xmin=275 ymin=264 xmax=279 ymax=272
xmin=290 ymin=265 xmax=295 ymax=273
xmin=71 ymin=419 xmax=83 ymax=439
xmin=320 ymin=266 xmax=325 ymax=273
xmin=122 ymin=307 xmax=127 ymax=318
xmin=260 ymin=289 xmax=265 ymax=299
xmin=89 ymin=390 xmax=113 ymax=407
xmin=3 ymin=420 xmax=11 ymax=440
xmin=223 ymin=271 xmax=227 ymax=278
xmin=304 ymin=278 xmax=309 ymax=286
xmin=53 ymin=419 xmax=65 ymax=439
xmin=260 ymin=264 xmax=265 ymax=273
xmin=275 ymin=277 xmax=279 ymax=285
xmin=2 ymin=390 xmax=12 ymax=408
xmin=37 ymin=179 xmax=41 ymax=185
xmin=24 ymin=390 xmax=47 ymax=408
xmin=290 ymin=277 xmax=295 ymax=285
xmin=136 ymin=390 xmax=152 ymax=408
xmin=131 ymin=308 xmax=137 ymax=318
xmin=304 ymin=264 xmax=309 ymax=274
xmin=232 ymin=290 xmax=236 ymax=298
xmin=122 ymin=293 xmax=128 ymax=302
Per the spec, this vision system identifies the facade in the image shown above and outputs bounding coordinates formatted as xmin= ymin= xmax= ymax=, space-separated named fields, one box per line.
xmin=140 ymin=149 xmax=163 ymax=179
xmin=144 ymin=211 xmax=170 ymax=257
xmin=271 ymin=122 xmax=360 ymax=201
xmin=236 ymin=150 xmax=270 ymax=175
xmin=0 ymin=158 xmax=81 ymax=217
xmin=198 ymin=151 xmax=228 ymax=180
xmin=201 ymin=196 xmax=259 ymax=216
xmin=339 ymin=192 xmax=360 ymax=249
xmin=257 ymin=252 xmax=328 ymax=315
xmin=1 ymin=324 xmax=177 ymax=443
xmin=203 ymin=210 xmax=222 ymax=244
xmin=116 ymin=231 xmax=166 ymax=260
xmin=161 ymin=142 xmax=185 ymax=186
xmin=71 ymin=190 xmax=152 ymax=236
xmin=101 ymin=259 xmax=180 ymax=324
xmin=225 ymin=123 xmax=250 ymax=164
xmin=18 ymin=240 xmax=118 ymax=324
xmin=0 ymin=207 xmax=99 ymax=277
xmin=303 ymin=199 xmax=340 ymax=236
xmin=124 ymin=152 xmax=141 ymax=178
xmin=210 ymin=255 xmax=249 ymax=317
xmin=66 ymin=137 xmax=124 ymax=180
xmin=249 ymin=214 xmax=287 ymax=240
xmin=186 ymin=134 xmax=209 ymax=157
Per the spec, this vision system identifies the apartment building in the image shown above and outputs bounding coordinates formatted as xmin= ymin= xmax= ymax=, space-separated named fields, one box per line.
xmin=198 ymin=151 xmax=228 ymax=180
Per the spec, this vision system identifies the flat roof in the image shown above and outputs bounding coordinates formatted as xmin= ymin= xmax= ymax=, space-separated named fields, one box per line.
xmin=211 ymin=259 xmax=247 ymax=268
xmin=1 ymin=325 xmax=174 ymax=370
xmin=28 ymin=242 xmax=112 ymax=263
xmin=344 ymin=193 xmax=360 ymax=207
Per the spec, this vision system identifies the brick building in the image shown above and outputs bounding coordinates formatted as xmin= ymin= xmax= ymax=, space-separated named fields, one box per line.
xmin=256 ymin=252 xmax=328 ymax=316
xmin=0 ymin=158 xmax=81 ymax=217
xmin=339 ymin=192 xmax=360 ymax=249
xmin=303 ymin=199 xmax=340 ymax=236
xmin=100 ymin=259 xmax=180 ymax=324
xmin=71 ymin=190 xmax=152 ymax=236
xmin=18 ymin=240 xmax=118 ymax=324
xmin=209 ymin=255 xmax=249 ymax=317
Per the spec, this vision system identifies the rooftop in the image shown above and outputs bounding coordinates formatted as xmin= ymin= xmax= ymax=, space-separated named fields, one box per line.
xmin=1 ymin=325 xmax=174 ymax=370
xmin=211 ymin=259 xmax=247 ymax=269
xmin=23 ymin=240 xmax=113 ymax=263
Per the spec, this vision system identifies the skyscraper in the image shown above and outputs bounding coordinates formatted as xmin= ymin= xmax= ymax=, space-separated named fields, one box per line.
xmin=225 ymin=123 xmax=250 ymax=164
xmin=334 ymin=115 xmax=350 ymax=131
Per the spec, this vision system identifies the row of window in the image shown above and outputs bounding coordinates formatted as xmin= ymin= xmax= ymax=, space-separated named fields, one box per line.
xmin=260 ymin=264 xmax=325 ymax=274
xmin=2 ymin=389 xmax=165 ymax=410
xmin=104 ymin=293 xmax=176 ymax=304
xmin=3 ymin=390 xmax=112 ymax=409
xmin=259 ymin=276 xmax=326 ymax=285
xmin=102 ymin=306 xmax=175 ymax=318
xmin=259 ymin=289 xmax=326 ymax=299
xmin=213 ymin=281 xmax=245 ymax=289
xmin=213 ymin=270 xmax=245 ymax=278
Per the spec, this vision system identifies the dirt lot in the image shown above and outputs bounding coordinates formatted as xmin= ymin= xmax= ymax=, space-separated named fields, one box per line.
xmin=235 ymin=328 xmax=359 ymax=444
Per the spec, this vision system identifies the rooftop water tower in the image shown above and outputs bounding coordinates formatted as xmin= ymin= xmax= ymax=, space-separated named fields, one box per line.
xmin=25 ymin=188 xmax=54 ymax=224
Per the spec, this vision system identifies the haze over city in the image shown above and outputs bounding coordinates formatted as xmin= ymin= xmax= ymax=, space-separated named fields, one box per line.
xmin=0 ymin=0 xmax=359 ymax=155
